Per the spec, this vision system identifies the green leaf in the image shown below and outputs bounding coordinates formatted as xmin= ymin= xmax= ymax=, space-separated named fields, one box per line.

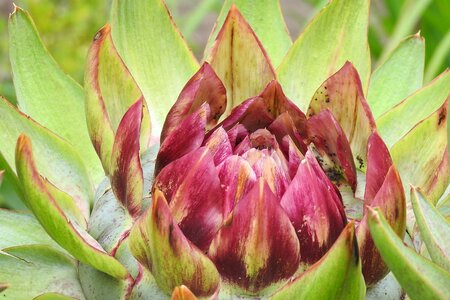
xmin=0 ymin=209 xmax=63 ymax=251
xmin=204 ymin=0 xmax=292 ymax=67
xmin=270 ymin=222 xmax=365 ymax=300
xmin=111 ymin=0 xmax=199 ymax=134
xmin=390 ymin=100 xmax=448 ymax=204
xmin=368 ymin=207 xmax=450 ymax=300
xmin=78 ymin=263 xmax=131 ymax=300
xmin=0 ymin=245 xmax=85 ymax=299
xmin=368 ymin=34 xmax=425 ymax=119
xmin=377 ymin=69 xmax=450 ymax=148
xmin=277 ymin=0 xmax=371 ymax=111
xmin=8 ymin=7 xmax=102 ymax=184
xmin=0 ymin=98 xmax=93 ymax=215
xmin=15 ymin=135 xmax=129 ymax=280
xmin=0 ymin=153 xmax=24 ymax=209
xmin=411 ymin=188 xmax=450 ymax=271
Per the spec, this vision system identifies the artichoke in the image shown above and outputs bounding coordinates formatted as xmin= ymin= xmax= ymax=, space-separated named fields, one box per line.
xmin=0 ymin=0 xmax=448 ymax=299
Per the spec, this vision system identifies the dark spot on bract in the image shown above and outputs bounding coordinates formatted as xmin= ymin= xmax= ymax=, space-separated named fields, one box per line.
xmin=438 ymin=107 xmax=447 ymax=126
xmin=356 ymin=155 xmax=364 ymax=169
xmin=94 ymin=31 xmax=102 ymax=41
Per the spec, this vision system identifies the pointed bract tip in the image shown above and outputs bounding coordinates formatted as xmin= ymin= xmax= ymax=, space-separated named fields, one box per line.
xmin=16 ymin=133 xmax=31 ymax=154
xmin=367 ymin=206 xmax=381 ymax=221
xmin=171 ymin=285 xmax=197 ymax=300
xmin=93 ymin=23 xmax=111 ymax=42
xmin=10 ymin=3 xmax=21 ymax=17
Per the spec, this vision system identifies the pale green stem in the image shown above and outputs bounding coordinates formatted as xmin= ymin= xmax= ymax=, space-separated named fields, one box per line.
xmin=183 ymin=0 xmax=220 ymax=40
xmin=424 ymin=28 xmax=450 ymax=83
xmin=378 ymin=0 xmax=432 ymax=66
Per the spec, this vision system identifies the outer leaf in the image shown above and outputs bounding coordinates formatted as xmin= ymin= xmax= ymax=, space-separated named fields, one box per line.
xmin=411 ymin=187 xmax=450 ymax=271
xmin=204 ymin=0 xmax=291 ymax=67
xmin=78 ymin=263 xmax=131 ymax=300
xmin=9 ymin=7 xmax=102 ymax=183
xmin=130 ymin=189 xmax=220 ymax=297
xmin=110 ymin=99 xmax=144 ymax=218
xmin=277 ymin=0 xmax=370 ymax=111
xmin=270 ymin=222 xmax=366 ymax=300
xmin=206 ymin=6 xmax=276 ymax=114
xmin=0 ymin=245 xmax=85 ymax=299
xmin=0 ymin=209 xmax=63 ymax=251
xmin=368 ymin=207 xmax=450 ymax=300
xmin=87 ymin=186 xmax=133 ymax=254
xmin=15 ymin=135 xmax=129 ymax=280
xmin=85 ymin=24 xmax=151 ymax=174
xmin=0 ymin=98 xmax=93 ymax=215
xmin=0 ymin=153 xmax=24 ymax=209
xmin=111 ymin=0 xmax=199 ymax=134
xmin=377 ymin=69 xmax=450 ymax=148
xmin=368 ymin=34 xmax=425 ymax=118
xmin=390 ymin=99 xmax=449 ymax=204
xmin=129 ymin=268 xmax=169 ymax=300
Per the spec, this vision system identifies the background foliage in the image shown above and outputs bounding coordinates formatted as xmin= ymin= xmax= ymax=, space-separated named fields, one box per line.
xmin=0 ymin=0 xmax=449 ymax=107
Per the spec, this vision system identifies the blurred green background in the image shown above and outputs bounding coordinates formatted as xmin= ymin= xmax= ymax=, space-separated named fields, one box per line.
xmin=0 ymin=0 xmax=449 ymax=105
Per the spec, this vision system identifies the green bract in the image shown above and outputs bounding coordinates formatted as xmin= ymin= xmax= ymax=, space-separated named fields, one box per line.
xmin=0 ymin=0 xmax=448 ymax=299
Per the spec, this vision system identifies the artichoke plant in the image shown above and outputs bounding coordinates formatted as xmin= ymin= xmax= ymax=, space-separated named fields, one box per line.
xmin=0 ymin=0 xmax=448 ymax=299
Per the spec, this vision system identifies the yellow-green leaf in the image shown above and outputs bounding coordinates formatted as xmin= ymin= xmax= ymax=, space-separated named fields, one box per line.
xmin=390 ymin=99 xmax=448 ymax=205
xmin=277 ymin=0 xmax=370 ymax=111
xmin=377 ymin=69 xmax=450 ymax=148
xmin=0 ymin=98 xmax=93 ymax=215
xmin=368 ymin=34 xmax=425 ymax=119
xmin=8 ymin=7 xmax=102 ymax=183
xmin=15 ymin=135 xmax=129 ymax=280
